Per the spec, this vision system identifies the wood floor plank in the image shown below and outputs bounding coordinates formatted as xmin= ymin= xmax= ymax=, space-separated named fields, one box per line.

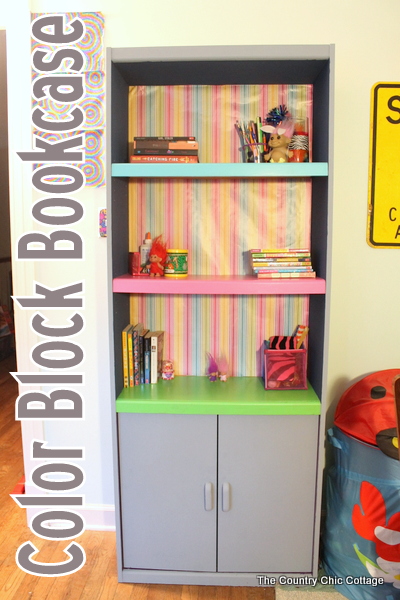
xmin=113 ymin=582 xmax=149 ymax=600
xmin=8 ymin=539 xmax=62 ymax=600
xmin=78 ymin=531 xmax=118 ymax=600
xmin=44 ymin=531 xmax=106 ymax=600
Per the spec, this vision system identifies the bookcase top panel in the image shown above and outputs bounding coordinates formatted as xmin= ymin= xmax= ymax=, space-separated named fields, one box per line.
xmin=109 ymin=45 xmax=332 ymax=86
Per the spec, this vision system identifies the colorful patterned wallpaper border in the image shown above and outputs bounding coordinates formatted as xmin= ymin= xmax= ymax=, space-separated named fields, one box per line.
xmin=31 ymin=12 xmax=105 ymax=187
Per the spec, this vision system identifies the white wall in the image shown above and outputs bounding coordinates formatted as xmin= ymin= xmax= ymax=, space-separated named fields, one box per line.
xmin=4 ymin=1 xmax=114 ymax=527
xmin=5 ymin=0 xmax=399 ymax=524
xmin=0 ymin=29 xmax=12 ymax=310
xmin=0 ymin=30 xmax=10 ymax=260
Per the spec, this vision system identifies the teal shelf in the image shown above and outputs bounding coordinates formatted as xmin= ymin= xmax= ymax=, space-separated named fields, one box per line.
xmin=116 ymin=376 xmax=321 ymax=416
xmin=112 ymin=162 xmax=328 ymax=179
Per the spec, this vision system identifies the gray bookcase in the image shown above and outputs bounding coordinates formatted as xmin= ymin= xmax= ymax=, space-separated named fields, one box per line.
xmin=106 ymin=45 xmax=334 ymax=585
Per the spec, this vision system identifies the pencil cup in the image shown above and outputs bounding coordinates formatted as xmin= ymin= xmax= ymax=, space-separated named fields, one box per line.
xmin=288 ymin=118 xmax=309 ymax=163
xmin=264 ymin=346 xmax=307 ymax=390
xmin=241 ymin=143 xmax=265 ymax=163
xmin=164 ymin=249 xmax=188 ymax=278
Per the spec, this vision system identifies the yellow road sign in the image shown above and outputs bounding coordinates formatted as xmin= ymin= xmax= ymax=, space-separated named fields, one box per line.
xmin=368 ymin=83 xmax=400 ymax=247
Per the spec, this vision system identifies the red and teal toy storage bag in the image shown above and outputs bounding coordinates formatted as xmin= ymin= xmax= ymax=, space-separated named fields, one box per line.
xmin=323 ymin=369 xmax=400 ymax=600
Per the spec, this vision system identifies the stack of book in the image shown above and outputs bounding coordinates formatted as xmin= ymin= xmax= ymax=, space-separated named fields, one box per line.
xmin=122 ymin=324 xmax=164 ymax=387
xmin=250 ymin=248 xmax=316 ymax=279
xmin=130 ymin=136 xmax=199 ymax=163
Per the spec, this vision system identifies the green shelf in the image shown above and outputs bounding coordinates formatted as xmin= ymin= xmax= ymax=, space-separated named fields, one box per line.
xmin=116 ymin=376 xmax=321 ymax=415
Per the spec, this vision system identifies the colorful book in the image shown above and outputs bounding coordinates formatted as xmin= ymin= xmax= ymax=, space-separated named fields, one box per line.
xmin=133 ymin=148 xmax=198 ymax=156
xmin=127 ymin=325 xmax=134 ymax=387
xmin=257 ymin=271 xmax=316 ymax=279
xmin=150 ymin=331 xmax=164 ymax=384
xmin=121 ymin=324 xmax=132 ymax=388
xmin=132 ymin=323 xmax=144 ymax=385
xmin=130 ymin=155 xmax=199 ymax=164
xmin=134 ymin=136 xmax=196 ymax=142
xmin=254 ymin=267 xmax=314 ymax=273
xmin=252 ymin=258 xmax=312 ymax=264
xmin=250 ymin=248 xmax=310 ymax=254
xmin=143 ymin=331 xmax=152 ymax=384
xmin=133 ymin=140 xmax=198 ymax=150
xmin=250 ymin=248 xmax=315 ymax=279
xmin=139 ymin=328 xmax=149 ymax=384
xmin=251 ymin=252 xmax=311 ymax=258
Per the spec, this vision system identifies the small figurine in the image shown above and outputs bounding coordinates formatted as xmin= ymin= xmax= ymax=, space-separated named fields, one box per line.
xmin=206 ymin=352 xmax=219 ymax=382
xmin=261 ymin=118 xmax=295 ymax=163
xmin=218 ymin=355 xmax=229 ymax=382
xmin=161 ymin=359 xmax=174 ymax=380
xmin=148 ymin=235 xmax=168 ymax=277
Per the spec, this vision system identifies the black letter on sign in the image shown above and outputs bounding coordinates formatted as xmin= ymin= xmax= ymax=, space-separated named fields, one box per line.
xmin=387 ymin=96 xmax=400 ymax=124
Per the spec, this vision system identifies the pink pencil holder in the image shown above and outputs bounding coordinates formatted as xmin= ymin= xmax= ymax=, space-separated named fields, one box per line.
xmin=264 ymin=346 xmax=307 ymax=390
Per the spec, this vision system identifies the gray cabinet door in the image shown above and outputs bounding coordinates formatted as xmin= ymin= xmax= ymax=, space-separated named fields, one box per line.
xmin=119 ymin=413 xmax=217 ymax=571
xmin=217 ymin=414 xmax=319 ymax=573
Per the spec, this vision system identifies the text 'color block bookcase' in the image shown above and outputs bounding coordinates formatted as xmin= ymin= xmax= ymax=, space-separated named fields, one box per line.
xmin=106 ymin=45 xmax=334 ymax=585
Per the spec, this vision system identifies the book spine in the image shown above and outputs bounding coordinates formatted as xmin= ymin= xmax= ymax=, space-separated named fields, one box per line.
xmin=127 ymin=329 xmax=134 ymax=387
xmin=157 ymin=333 xmax=164 ymax=380
xmin=122 ymin=328 xmax=129 ymax=388
xmin=134 ymin=136 xmax=196 ymax=141
xmin=252 ymin=262 xmax=312 ymax=268
xmin=257 ymin=272 xmax=316 ymax=278
xmin=139 ymin=334 xmax=145 ymax=384
xmin=254 ymin=267 xmax=314 ymax=273
xmin=144 ymin=336 xmax=151 ymax=384
xmin=133 ymin=141 xmax=198 ymax=150
xmin=133 ymin=148 xmax=198 ymax=156
xmin=130 ymin=155 xmax=198 ymax=163
xmin=250 ymin=248 xmax=310 ymax=254
xmin=150 ymin=335 xmax=158 ymax=384
xmin=251 ymin=252 xmax=310 ymax=258
xmin=133 ymin=329 xmax=140 ymax=386
xmin=251 ymin=258 xmax=312 ymax=264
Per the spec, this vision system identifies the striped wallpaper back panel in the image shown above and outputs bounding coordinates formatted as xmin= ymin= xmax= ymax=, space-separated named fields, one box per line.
xmin=128 ymin=84 xmax=313 ymax=377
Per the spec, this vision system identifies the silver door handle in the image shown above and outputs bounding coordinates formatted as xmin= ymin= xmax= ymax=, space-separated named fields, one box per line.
xmin=222 ymin=482 xmax=231 ymax=512
xmin=204 ymin=482 xmax=214 ymax=511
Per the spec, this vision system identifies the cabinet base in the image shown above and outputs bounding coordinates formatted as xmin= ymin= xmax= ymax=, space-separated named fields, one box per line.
xmin=119 ymin=569 xmax=316 ymax=586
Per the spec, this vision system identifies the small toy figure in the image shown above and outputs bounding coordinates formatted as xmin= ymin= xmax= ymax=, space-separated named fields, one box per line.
xmin=148 ymin=235 xmax=168 ymax=277
xmin=161 ymin=359 xmax=174 ymax=380
xmin=206 ymin=352 xmax=218 ymax=382
xmin=218 ymin=355 xmax=229 ymax=382
xmin=261 ymin=118 xmax=295 ymax=163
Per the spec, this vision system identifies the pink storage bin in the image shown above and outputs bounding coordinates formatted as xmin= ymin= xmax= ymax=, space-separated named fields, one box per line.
xmin=264 ymin=346 xmax=307 ymax=390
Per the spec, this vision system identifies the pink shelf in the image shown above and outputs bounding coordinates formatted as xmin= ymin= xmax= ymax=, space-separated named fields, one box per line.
xmin=113 ymin=274 xmax=326 ymax=295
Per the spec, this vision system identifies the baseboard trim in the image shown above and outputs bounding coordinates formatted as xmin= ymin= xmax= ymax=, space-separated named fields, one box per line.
xmin=25 ymin=504 xmax=116 ymax=531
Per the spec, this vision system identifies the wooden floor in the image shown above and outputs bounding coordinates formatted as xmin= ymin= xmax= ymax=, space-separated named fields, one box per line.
xmin=0 ymin=354 xmax=275 ymax=600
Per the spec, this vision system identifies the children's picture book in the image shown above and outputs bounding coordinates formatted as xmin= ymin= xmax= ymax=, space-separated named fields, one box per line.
xmin=132 ymin=323 xmax=144 ymax=385
xmin=150 ymin=331 xmax=164 ymax=384
xmin=139 ymin=328 xmax=149 ymax=384
xmin=127 ymin=326 xmax=134 ymax=387
xmin=122 ymin=324 xmax=132 ymax=388
xmin=143 ymin=331 xmax=152 ymax=384
xmin=249 ymin=248 xmax=315 ymax=278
